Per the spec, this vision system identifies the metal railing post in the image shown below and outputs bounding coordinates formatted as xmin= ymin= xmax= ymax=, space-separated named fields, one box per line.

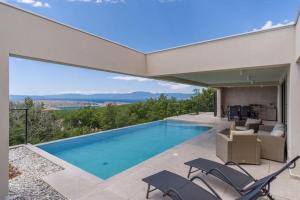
xmin=25 ymin=108 xmax=28 ymax=144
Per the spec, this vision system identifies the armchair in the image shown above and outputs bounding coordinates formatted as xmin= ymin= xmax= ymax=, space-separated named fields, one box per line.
xmin=216 ymin=132 xmax=261 ymax=165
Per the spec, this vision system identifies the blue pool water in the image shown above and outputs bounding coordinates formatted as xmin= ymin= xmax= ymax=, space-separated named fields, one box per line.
xmin=38 ymin=120 xmax=210 ymax=179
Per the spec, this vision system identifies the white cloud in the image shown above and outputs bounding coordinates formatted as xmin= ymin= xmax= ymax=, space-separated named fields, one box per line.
xmin=112 ymin=76 xmax=150 ymax=82
xmin=112 ymin=76 xmax=193 ymax=91
xmin=158 ymin=82 xmax=190 ymax=90
xmin=16 ymin=0 xmax=51 ymax=8
xmin=67 ymin=0 xmax=125 ymax=4
xmin=253 ymin=20 xmax=294 ymax=31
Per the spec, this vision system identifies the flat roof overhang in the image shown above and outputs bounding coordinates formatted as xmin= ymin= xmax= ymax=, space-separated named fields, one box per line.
xmin=0 ymin=2 xmax=298 ymax=83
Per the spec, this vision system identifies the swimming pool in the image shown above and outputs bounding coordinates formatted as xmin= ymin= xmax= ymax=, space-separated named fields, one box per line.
xmin=38 ymin=120 xmax=210 ymax=180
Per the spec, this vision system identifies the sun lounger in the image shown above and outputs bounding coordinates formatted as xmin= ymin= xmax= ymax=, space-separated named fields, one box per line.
xmin=184 ymin=156 xmax=299 ymax=197
xmin=142 ymin=170 xmax=221 ymax=200
xmin=142 ymin=170 xmax=276 ymax=200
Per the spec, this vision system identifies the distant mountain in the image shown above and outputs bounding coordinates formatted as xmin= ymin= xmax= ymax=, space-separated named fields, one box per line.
xmin=10 ymin=92 xmax=194 ymax=103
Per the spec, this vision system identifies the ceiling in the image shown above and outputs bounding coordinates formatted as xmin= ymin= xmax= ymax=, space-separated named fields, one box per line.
xmin=159 ymin=65 xmax=288 ymax=87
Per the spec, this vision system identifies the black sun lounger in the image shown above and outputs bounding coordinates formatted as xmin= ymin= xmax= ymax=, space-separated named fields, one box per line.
xmin=142 ymin=170 xmax=276 ymax=200
xmin=142 ymin=170 xmax=221 ymax=200
xmin=184 ymin=156 xmax=300 ymax=198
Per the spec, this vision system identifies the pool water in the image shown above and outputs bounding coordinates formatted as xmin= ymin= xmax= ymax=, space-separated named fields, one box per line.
xmin=38 ymin=120 xmax=210 ymax=179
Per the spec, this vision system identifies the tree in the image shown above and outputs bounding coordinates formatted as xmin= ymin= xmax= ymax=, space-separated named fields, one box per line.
xmin=191 ymin=88 xmax=215 ymax=114
xmin=9 ymin=88 xmax=216 ymax=145
xmin=24 ymin=97 xmax=34 ymax=109
xmin=101 ymin=103 xmax=117 ymax=130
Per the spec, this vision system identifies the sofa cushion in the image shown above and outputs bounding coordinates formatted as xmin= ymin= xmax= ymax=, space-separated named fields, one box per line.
xmin=245 ymin=118 xmax=261 ymax=126
xmin=271 ymin=123 xmax=285 ymax=137
xmin=230 ymin=129 xmax=255 ymax=139
xmin=270 ymin=129 xmax=284 ymax=137
xmin=274 ymin=122 xmax=285 ymax=130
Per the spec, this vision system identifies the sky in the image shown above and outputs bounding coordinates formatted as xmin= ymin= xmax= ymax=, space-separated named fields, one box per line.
xmin=5 ymin=0 xmax=300 ymax=95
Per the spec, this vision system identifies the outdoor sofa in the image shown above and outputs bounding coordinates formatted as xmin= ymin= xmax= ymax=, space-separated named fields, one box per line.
xmin=257 ymin=123 xmax=286 ymax=162
xmin=221 ymin=120 xmax=286 ymax=163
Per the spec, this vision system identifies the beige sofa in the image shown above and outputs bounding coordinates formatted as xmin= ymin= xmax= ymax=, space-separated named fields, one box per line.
xmin=216 ymin=129 xmax=261 ymax=164
xmin=257 ymin=125 xmax=286 ymax=162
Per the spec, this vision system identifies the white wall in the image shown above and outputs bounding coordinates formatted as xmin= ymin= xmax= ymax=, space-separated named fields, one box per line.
xmin=0 ymin=3 xmax=146 ymax=76
xmin=0 ymin=52 xmax=9 ymax=200
xmin=277 ymin=85 xmax=282 ymax=123
xmin=216 ymin=88 xmax=222 ymax=118
xmin=147 ymin=27 xmax=294 ymax=76
xmin=222 ymin=86 xmax=278 ymax=107
xmin=295 ymin=15 xmax=300 ymax=62
xmin=221 ymin=86 xmax=278 ymax=120
xmin=288 ymin=63 xmax=300 ymax=176
xmin=288 ymin=12 xmax=300 ymax=177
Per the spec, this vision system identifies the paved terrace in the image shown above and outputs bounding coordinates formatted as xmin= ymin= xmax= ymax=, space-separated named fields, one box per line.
xmin=26 ymin=113 xmax=300 ymax=200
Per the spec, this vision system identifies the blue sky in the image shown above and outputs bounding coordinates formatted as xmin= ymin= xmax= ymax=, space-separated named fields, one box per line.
xmin=5 ymin=0 xmax=300 ymax=95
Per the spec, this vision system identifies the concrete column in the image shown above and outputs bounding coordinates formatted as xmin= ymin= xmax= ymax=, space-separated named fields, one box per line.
xmin=216 ymin=88 xmax=222 ymax=118
xmin=0 ymin=52 xmax=9 ymax=200
xmin=277 ymin=85 xmax=282 ymax=123
xmin=287 ymin=63 xmax=300 ymax=177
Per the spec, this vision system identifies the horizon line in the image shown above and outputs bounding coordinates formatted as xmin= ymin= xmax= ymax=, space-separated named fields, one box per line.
xmin=9 ymin=91 xmax=196 ymax=96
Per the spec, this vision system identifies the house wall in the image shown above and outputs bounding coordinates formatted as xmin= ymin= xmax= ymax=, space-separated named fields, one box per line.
xmin=0 ymin=52 xmax=9 ymax=200
xmin=0 ymin=4 xmax=146 ymax=76
xmin=222 ymin=86 xmax=278 ymax=107
xmin=288 ymin=12 xmax=300 ymax=177
xmin=221 ymin=86 xmax=278 ymax=120
xmin=277 ymin=85 xmax=282 ymax=123
xmin=216 ymin=88 xmax=222 ymax=118
xmin=296 ymin=13 xmax=300 ymax=62
xmin=288 ymin=64 xmax=300 ymax=177
xmin=147 ymin=27 xmax=294 ymax=76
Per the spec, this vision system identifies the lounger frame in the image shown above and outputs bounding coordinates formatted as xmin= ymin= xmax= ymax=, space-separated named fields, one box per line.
xmin=185 ymin=156 xmax=300 ymax=199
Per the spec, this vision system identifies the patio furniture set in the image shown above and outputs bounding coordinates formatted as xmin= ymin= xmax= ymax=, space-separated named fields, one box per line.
xmin=217 ymin=118 xmax=286 ymax=164
xmin=227 ymin=105 xmax=277 ymax=122
xmin=142 ymin=117 xmax=291 ymax=200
